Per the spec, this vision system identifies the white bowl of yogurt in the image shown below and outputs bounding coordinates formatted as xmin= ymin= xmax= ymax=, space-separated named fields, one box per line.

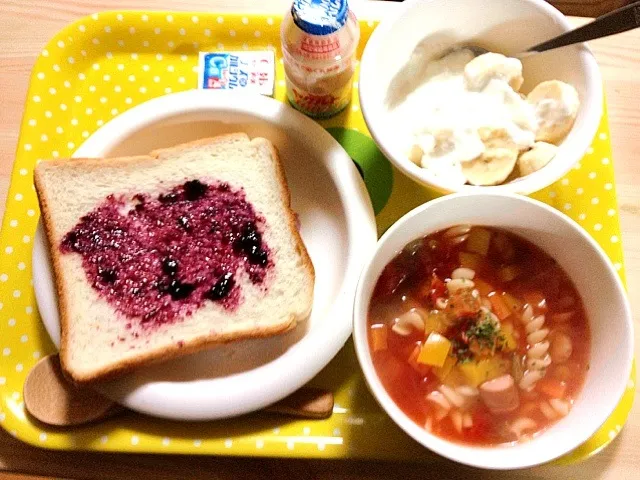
xmin=359 ymin=0 xmax=602 ymax=194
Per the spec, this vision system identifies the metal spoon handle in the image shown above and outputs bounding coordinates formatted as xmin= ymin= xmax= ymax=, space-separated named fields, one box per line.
xmin=526 ymin=1 xmax=640 ymax=54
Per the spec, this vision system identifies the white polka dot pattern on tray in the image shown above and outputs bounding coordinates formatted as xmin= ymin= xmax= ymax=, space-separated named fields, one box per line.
xmin=0 ymin=11 xmax=632 ymax=462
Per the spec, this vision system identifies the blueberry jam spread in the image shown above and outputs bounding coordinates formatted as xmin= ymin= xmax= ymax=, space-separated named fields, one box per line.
xmin=60 ymin=180 xmax=272 ymax=326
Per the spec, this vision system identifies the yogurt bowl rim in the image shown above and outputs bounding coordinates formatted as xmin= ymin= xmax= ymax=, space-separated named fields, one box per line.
xmin=359 ymin=0 xmax=603 ymax=195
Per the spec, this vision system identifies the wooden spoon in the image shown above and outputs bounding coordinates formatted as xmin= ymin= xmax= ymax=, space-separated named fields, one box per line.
xmin=24 ymin=354 xmax=334 ymax=427
xmin=23 ymin=355 xmax=121 ymax=426
xmin=266 ymin=387 xmax=334 ymax=419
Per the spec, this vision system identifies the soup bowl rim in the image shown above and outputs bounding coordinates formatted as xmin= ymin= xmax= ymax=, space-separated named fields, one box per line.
xmin=352 ymin=191 xmax=633 ymax=469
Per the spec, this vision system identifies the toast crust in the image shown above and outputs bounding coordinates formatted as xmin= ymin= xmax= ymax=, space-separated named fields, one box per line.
xmin=256 ymin=137 xmax=315 ymax=319
xmin=70 ymin=315 xmax=299 ymax=385
xmin=34 ymin=134 xmax=315 ymax=385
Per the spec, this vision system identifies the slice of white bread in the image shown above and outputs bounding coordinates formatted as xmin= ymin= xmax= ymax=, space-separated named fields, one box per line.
xmin=35 ymin=133 xmax=315 ymax=384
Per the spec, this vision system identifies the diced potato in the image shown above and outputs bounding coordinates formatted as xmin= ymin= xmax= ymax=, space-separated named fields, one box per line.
xmin=370 ymin=324 xmax=388 ymax=352
xmin=417 ymin=332 xmax=452 ymax=367
xmin=459 ymin=251 xmax=484 ymax=270
xmin=442 ymin=365 xmax=469 ymax=388
xmin=492 ymin=233 xmax=515 ymax=261
xmin=424 ymin=310 xmax=447 ymax=336
xmin=473 ymin=278 xmax=495 ymax=296
xmin=466 ymin=228 xmax=492 ymax=256
xmin=433 ymin=355 xmax=457 ymax=382
xmin=459 ymin=362 xmax=486 ymax=388
xmin=459 ymin=358 xmax=509 ymax=388
xmin=498 ymin=265 xmax=521 ymax=283
xmin=502 ymin=292 xmax=522 ymax=313
xmin=500 ymin=323 xmax=517 ymax=351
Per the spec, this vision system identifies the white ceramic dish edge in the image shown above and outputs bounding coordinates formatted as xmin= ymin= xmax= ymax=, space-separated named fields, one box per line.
xmin=33 ymin=90 xmax=378 ymax=420
xmin=359 ymin=0 xmax=603 ymax=195
xmin=352 ymin=192 xmax=633 ymax=469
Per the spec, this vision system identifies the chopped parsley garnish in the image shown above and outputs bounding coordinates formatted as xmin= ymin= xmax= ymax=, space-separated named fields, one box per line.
xmin=466 ymin=315 xmax=502 ymax=350
xmin=451 ymin=338 xmax=473 ymax=363
xmin=451 ymin=310 xmax=505 ymax=361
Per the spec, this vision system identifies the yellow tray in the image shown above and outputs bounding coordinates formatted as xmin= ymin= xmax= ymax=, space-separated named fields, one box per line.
xmin=0 ymin=11 xmax=634 ymax=463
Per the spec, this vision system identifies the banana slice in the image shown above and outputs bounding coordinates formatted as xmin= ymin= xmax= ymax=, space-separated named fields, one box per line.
xmin=527 ymin=80 xmax=580 ymax=143
xmin=408 ymin=144 xmax=424 ymax=165
xmin=518 ymin=141 xmax=558 ymax=176
xmin=418 ymin=128 xmax=486 ymax=165
xmin=478 ymin=127 xmax=517 ymax=150
xmin=464 ymin=52 xmax=524 ymax=91
xmin=461 ymin=147 xmax=518 ymax=186
xmin=479 ymin=124 xmax=535 ymax=153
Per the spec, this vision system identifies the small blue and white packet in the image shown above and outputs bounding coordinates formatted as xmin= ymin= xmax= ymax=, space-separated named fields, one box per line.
xmin=198 ymin=51 xmax=275 ymax=96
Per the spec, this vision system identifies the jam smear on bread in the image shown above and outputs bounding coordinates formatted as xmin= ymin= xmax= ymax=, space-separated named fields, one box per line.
xmin=60 ymin=180 xmax=271 ymax=326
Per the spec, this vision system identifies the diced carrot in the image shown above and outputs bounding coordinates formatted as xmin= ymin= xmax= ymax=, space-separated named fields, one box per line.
xmin=417 ymin=332 xmax=452 ymax=367
xmin=459 ymin=251 xmax=484 ymax=270
xmin=466 ymin=228 xmax=492 ymax=255
xmin=473 ymin=278 xmax=495 ymax=296
xmin=523 ymin=291 xmax=548 ymax=311
xmin=408 ymin=344 xmax=431 ymax=376
xmin=537 ymin=378 xmax=567 ymax=399
xmin=488 ymin=292 xmax=512 ymax=320
xmin=498 ymin=265 xmax=521 ymax=283
xmin=370 ymin=324 xmax=388 ymax=352
xmin=502 ymin=292 xmax=522 ymax=313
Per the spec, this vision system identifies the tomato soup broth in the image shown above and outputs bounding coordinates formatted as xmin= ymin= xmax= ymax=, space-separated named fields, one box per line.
xmin=367 ymin=226 xmax=590 ymax=445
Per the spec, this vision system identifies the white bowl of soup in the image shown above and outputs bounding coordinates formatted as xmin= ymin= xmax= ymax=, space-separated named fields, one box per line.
xmin=352 ymin=193 xmax=633 ymax=469
xmin=358 ymin=0 xmax=602 ymax=194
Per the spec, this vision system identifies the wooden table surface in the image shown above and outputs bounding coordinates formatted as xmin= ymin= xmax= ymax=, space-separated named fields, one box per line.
xmin=0 ymin=1 xmax=638 ymax=479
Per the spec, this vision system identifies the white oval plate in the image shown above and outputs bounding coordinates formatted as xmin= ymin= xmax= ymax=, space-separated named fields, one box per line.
xmin=32 ymin=90 xmax=377 ymax=420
